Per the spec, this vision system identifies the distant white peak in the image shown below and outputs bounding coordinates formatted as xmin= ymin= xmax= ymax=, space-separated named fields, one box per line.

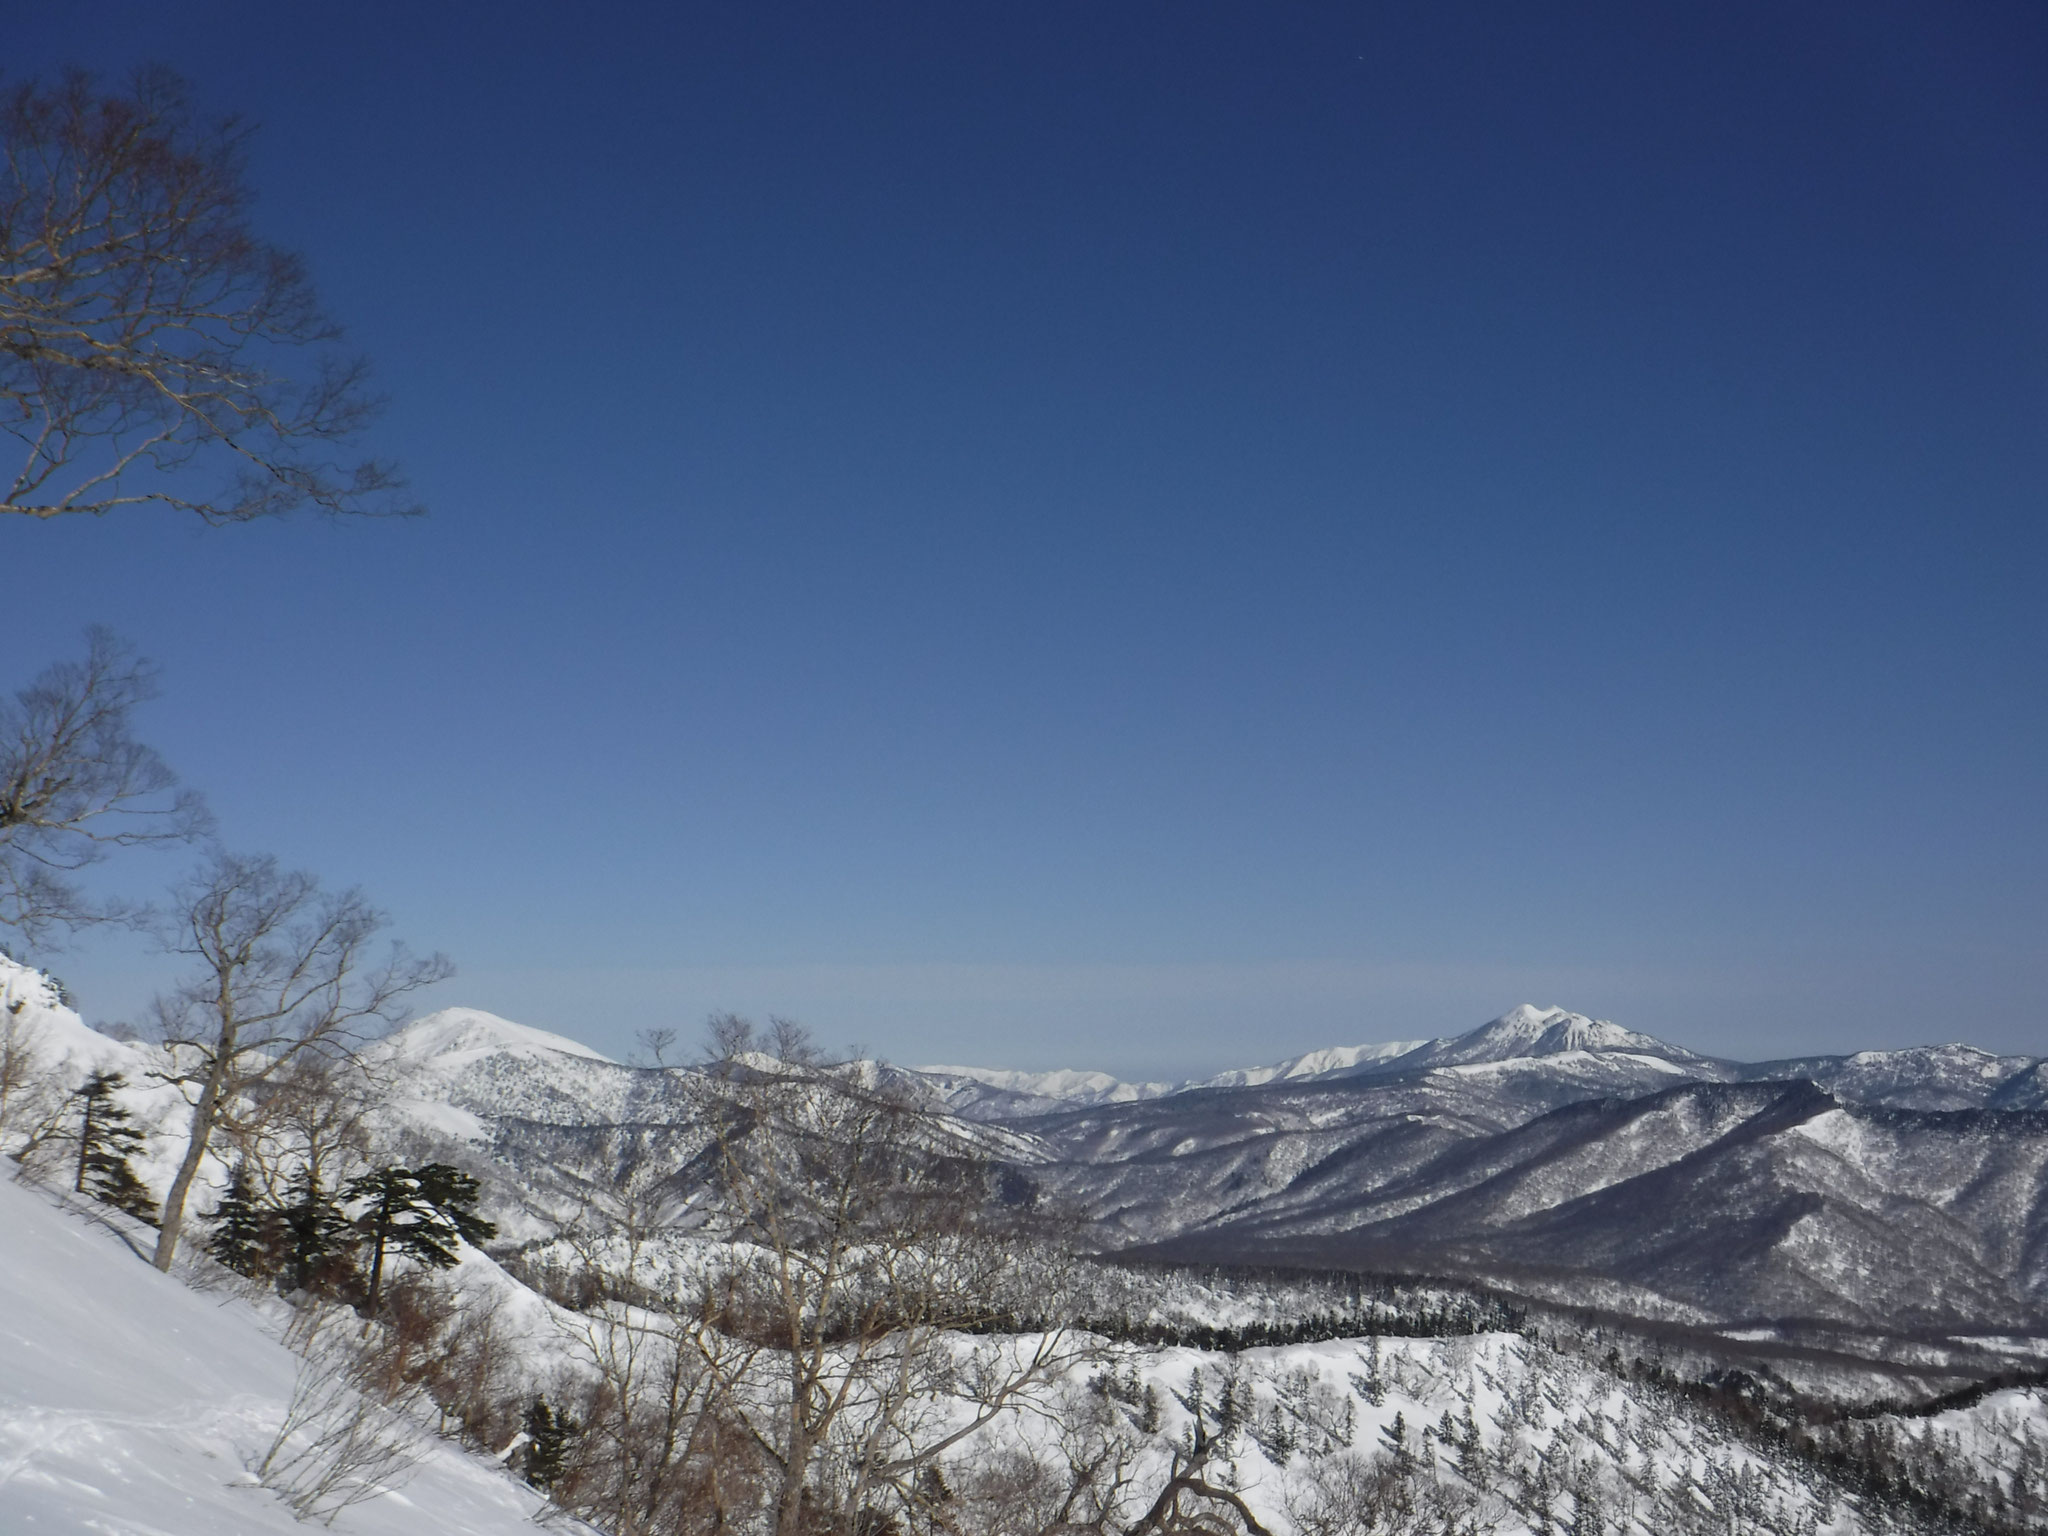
xmin=1836 ymin=1043 xmax=2031 ymax=1080
xmin=916 ymin=1064 xmax=1177 ymax=1101
xmin=379 ymin=1007 xmax=615 ymax=1066
xmin=1196 ymin=1039 xmax=1428 ymax=1090
xmin=1418 ymin=1005 xmax=1697 ymax=1066
xmin=1844 ymin=1044 xmax=1998 ymax=1065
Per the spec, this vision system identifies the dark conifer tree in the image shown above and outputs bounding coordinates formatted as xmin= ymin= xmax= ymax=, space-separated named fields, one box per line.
xmin=71 ymin=1071 xmax=157 ymax=1224
xmin=280 ymin=1170 xmax=356 ymax=1296
xmin=206 ymin=1162 xmax=280 ymax=1278
xmin=342 ymin=1162 xmax=496 ymax=1314
xmin=521 ymin=1394 xmax=575 ymax=1492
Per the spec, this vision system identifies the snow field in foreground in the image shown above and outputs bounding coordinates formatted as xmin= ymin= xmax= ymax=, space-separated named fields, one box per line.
xmin=0 ymin=1175 xmax=562 ymax=1535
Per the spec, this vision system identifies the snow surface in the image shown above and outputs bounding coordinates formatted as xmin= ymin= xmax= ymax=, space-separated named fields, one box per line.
xmin=0 ymin=1175 xmax=566 ymax=1535
xmin=0 ymin=956 xmax=205 ymax=1201
xmin=913 ymin=1064 xmax=1179 ymax=1103
xmin=916 ymin=1004 xmax=1704 ymax=1112
xmin=373 ymin=1007 xmax=616 ymax=1068
xmin=0 ymin=959 xmax=143 ymax=1081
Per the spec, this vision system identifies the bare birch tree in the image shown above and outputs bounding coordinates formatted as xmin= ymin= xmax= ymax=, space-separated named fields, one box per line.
xmin=148 ymin=851 xmax=449 ymax=1271
xmin=1 ymin=67 xmax=417 ymax=523
xmin=0 ymin=629 xmax=208 ymax=944
xmin=682 ymin=1016 xmax=1089 ymax=1536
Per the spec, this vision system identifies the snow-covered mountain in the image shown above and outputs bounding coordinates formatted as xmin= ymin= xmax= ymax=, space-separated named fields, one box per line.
xmin=914 ymin=1038 xmax=1431 ymax=1119
xmin=1380 ymin=1003 xmax=1719 ymax=1074
xmin=323 ymin=995 xmax=2048 ymax=1346
xmin=19 ymin=962 xmax=2048 ymax=1378
xmin=917 ymin=1005 xmax=1673 ymax=1120
xmin=1740 ymin=1041 xmax=2046 ymax=1111
xmin=912 ymin=1063 xmax=1182 ymax=1119
xmin=8 ymin=961 xmax=2048 ymax=1533
xmin=1192 ymin=1035 xmax=1432 ymax=1090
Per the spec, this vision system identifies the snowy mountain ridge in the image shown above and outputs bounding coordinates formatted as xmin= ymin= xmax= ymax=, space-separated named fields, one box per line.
xmin=916 ymin=1004 xmax=1682 ymax=1118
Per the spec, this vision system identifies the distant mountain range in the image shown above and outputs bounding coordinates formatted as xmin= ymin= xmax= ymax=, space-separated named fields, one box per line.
xmin=12 ymin=952 xmax=2044 ymax=1373
xmin=922 ymin=1002 xmax=2045 ymax=1118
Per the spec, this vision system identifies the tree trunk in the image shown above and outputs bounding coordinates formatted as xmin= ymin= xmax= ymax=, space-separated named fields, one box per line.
xmin=777 ymin=1352 xmax=810 ymax=1536
xmin=365 ymin=1216 xmax=388 ymax=1315
xmin=152 ymin=1058 xmax=227 ymax=1271
xmin=74 ymin=1090 xmax=94 ymax=1193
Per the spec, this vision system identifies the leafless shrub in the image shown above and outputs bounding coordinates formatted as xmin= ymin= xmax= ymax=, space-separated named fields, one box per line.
xmin=252 ymin=1304 xmax=426 ymax=1524
xmin=421 ymin=1281 xmax=525 ymax=1448
xmin=938 ymin=1385 xmax=1150 ymax=1536
xmin=552 ymin=1295 xmax=770 ymax=1535
xmin=1285 ymin=1448 xmax=1499 ymax=1536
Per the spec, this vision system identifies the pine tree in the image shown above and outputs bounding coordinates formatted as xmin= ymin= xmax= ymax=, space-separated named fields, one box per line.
xmin=1380 ymin=1410 xmax=1411 ymax=1469
xmin=522 ymin=1394 xmax=575 ymax=1492
xmin=206 ymin=1162 xmax=282 ymax=1278
xmin=280 ymin=1169 xmax=356 ymax=1296
xmin=71 ymin=1072 xmax=156 ymax=1224
xmin=343 ymin=1162 xmax=496 ymax=1314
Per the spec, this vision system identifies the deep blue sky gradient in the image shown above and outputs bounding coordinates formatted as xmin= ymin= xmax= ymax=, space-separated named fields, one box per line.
xmin=6 ymin=3 xmax=2045 ymax=1072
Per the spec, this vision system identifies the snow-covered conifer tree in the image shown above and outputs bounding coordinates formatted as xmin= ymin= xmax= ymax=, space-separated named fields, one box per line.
xmin=70 ymin=1071 xmax=156 ymax=1223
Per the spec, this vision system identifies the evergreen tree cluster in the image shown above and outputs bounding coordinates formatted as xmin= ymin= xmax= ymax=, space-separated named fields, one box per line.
xmin=205 ymin=1159 xmax=494 ymax=1312
xmin=993 ymin=1296 xmax=1522 ymax=1353
xmin=70 ymin=1072 xmax=157 ymax=1225
xmin=206 ymin=1166 xmax=358 ymax=1294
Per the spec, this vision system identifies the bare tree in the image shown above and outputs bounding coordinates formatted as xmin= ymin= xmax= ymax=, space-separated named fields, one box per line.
xmin=224 ymin=1050 xmax=381 ymax=1205
xmin=683 ymin=1015 xmax=1089 ymax=1536
xmin=633 ymin=1025 xmax=678 ymax=1068
xmin=148 ymin=851 xmax=450 ymax=1271
xmin=0 ymin=629 xmax=208 ymax=944
xmin=1 ymin=67 xmax=418 ymax=523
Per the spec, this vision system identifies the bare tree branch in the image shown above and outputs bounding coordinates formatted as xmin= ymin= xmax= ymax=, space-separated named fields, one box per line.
xmin=0 ymin=627 xmax=210 ymax=944
xmin=0 ymin=67 xmax=419 ymax=522
xmin=146 ymin=850 xmax=451 ymax=1271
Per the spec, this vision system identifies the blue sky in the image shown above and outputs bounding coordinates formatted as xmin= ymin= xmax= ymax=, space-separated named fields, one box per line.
xmin=6 ymin=2 xmax=2045 ymax=1073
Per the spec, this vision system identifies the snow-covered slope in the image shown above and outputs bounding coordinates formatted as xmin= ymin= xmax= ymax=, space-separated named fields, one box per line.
xmin=379 ymin=1007 xmax=616 ymax=1067
xmin=913 ymin=1063 xmax=1181 ymax=1119
xmin=0 ymin=955 xmax=144 ymax=1080
xmin=916 ymin=1005 xmax=1707 ymax=1120
xmin=0 ymin=955 xmax=204 ymax=1202
xmin=0 ymin=1177 xmax=563 ymax=1535
xmin=1193 ymin=1036 xmax=1429 ymax=1090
